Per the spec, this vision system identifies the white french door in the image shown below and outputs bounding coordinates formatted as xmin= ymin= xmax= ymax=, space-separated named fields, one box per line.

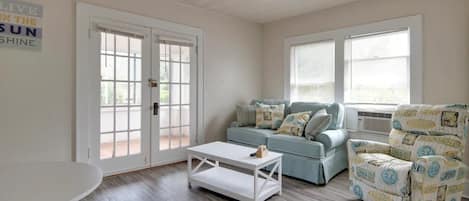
xmin=151 ymin=31 xmax=198 ymax=166
xmin=89 ymin=23 xmax=197 ymax=174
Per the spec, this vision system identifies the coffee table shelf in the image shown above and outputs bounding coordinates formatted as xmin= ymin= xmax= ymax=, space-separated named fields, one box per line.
xmin=191 ymin=167 xmax=279 ymax=201
xmin=187 ymin=142 xmax=283 ymax=201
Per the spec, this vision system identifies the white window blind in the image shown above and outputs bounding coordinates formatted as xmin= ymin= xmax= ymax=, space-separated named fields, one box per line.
xmin=290 ymin=40 xmax=335 ymax=102
xmin=344 ymin=29 xmax=410 ymax=104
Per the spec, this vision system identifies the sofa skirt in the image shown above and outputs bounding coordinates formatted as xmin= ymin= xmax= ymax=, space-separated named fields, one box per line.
xmin=228 ymin=140 xmax=348 ymax=185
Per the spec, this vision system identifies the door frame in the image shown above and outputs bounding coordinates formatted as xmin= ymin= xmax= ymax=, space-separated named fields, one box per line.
xmin=76 ymin=2 xmax=205 ymax=171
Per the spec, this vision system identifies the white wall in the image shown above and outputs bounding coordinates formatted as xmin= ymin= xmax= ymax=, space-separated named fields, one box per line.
xmin=0 ymin=0 xmax=263 ymax=164
xmin=262 ymin=0 xmax=469 ymax=104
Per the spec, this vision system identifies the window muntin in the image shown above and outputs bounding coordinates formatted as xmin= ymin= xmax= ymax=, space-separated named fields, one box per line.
xmin=290 ymin=40 xmax=335 ymax=102
xmin=344 ymin=30 xmax=410 ymax=104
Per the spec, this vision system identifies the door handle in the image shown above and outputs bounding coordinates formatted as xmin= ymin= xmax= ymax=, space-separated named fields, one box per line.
xmin=153 ymin=102 xmax=159 ymax=116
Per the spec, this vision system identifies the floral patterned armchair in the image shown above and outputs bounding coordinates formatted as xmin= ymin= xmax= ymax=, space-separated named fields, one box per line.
xmin=347 ymin=104 xmax=468 ymax=201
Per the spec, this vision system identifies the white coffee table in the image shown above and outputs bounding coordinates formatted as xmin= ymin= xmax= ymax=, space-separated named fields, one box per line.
xmin=187 ymin=141 xmax=283 ymax=201
xmin=0 ymin=162 xmax=102 ymax=201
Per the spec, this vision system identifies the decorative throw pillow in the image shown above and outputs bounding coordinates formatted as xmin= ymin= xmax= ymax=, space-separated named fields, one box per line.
xmin=255 ymin=103 xmax=285 ymax=129
xmin=236 ymin=104 xmax=256 ymax=126
xmin=276 ymin=111 xmax=312 ymax=136
xmin=304 ymin=109 xmax=332 ymax=140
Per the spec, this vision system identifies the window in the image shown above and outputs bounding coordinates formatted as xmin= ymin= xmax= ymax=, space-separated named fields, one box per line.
xmin=344 ymin=30 xmax=410 ymax=104
xmin=285 ymin=15 xmax=422 ymax=105
xmin=290 ymin=40 xmax=335 ymax=102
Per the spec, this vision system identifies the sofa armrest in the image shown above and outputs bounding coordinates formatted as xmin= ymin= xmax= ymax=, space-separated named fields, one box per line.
xmin=347 ymin=139 xmax=391 ymax=157
xmin=230 ymin=121 xmax=243 ymax=128
xmin=315 ymin=129 xmax=348 ymax=151
xmin=411 ymin=155 xmax=467 ymax=201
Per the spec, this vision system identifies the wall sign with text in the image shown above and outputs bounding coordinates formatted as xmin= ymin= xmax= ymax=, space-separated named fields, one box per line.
xmin=0 ymin=0 xmax=42 ymax=50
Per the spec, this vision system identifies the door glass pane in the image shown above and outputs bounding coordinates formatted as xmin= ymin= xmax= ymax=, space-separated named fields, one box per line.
xmin=116 ymin=57 xmax=129 ymax=81
xmin=170 ymin=45 xmax=180 ymax=61
xmin=170 ymin=84 xmax=180 ymax=105
xmin=181 ymin=47 xmax=190 ymax=62
xmin=159 ymin=106 xmax=169 ymax=128
xmin=181 ymin=63 xmax=190 ymax=83
xmin=160 ymin=128 xmax=169 ymax=150
xmin=104 ymin=33 xmax=115 ymax=54
xmin=160 ymin=44 xmax=169 ymax=61
xmin=181 ymin=85 xmax=190 ymax=104
xmin=101 ymin=82 xmax=114 ymax=106
xmin=101 ymin=55 xmax=114 ymax=80
xmin=129 ymin=58 xmax=141 ymax=81
xmin=181 ymin=126 xmax=190 ymax=147
xmin=171 ymin=63 xmax=180 ymax=83
xmin=115 ymin=107 xmax=128 ymax=131
xmin=171 ymin=106 xmax=180 ymax=127
xmin=160 ymin=62 xmax=169 ymax=82
xmin=115 ymin=35 xmax=129 ymax=56
xmin=116 ymin=82 xmax=129 ymax=106
xmin=130 ymin=38 xmax=142 ymax=57
xmin=129 ymin=107 xmax=141 ymax=130
xmin=115 ymin=132 xmax=128 ymax=157
xmin=129 ymin=131 xmax=141 ymax=155
xmin=170 ymin=127 xmax=180 ymax=149
xmin=100 ymin=133 xmax=114 ymax=159
xmin=100 ymin=108 xmax=114 ymax=133
xmin=160 ymin=84 xmax=169 ymax=105
xmin=129 ymin=83 xmax=141 ymax=105
xmin=181 ymin=106 xmax=190 ymax=125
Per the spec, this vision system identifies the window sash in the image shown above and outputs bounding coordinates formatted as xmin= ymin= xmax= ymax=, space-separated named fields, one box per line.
xmin=284 ymin=15 xmax=422 ymax=105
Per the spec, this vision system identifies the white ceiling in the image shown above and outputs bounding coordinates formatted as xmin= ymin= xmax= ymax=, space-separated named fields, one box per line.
xmin=174 ymin=0 xmax=362 ymax=23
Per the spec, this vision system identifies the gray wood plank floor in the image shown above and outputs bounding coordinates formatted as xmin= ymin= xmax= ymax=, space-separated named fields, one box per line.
xmin=82 ymin=162 xmax=468 ymax=201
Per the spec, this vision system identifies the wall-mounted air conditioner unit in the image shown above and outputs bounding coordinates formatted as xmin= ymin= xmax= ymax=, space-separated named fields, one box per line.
xmin=345 ymin=107 xmax=393 ymax=135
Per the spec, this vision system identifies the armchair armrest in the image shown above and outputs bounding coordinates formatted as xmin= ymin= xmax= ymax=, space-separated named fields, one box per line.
xmin=315 ymin=129 xmax=348 ymax=151
xmin=347 ymin=139 xmax=391 ymax=158
xmin=411 ymin=155 xmax=467 ymax=201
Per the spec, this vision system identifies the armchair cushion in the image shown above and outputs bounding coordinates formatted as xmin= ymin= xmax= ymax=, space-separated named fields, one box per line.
xmin=392 ymin=104 xmax=468 ymax=138
xmin=350 ymin=152 xmax=413 ymax=197
xmin=389 ymin=129 xmax=465 ymax=161
xmin=411 ymin=155 xmax=467 ymax=201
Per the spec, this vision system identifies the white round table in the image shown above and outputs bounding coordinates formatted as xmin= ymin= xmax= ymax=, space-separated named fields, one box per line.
xmin=0 ymin=162 xmax=102 ymax=201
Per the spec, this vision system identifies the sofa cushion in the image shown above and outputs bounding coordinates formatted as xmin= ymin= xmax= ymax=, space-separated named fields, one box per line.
xmin=267 ymin=134 xmax=326 ymax=159
xmin=277 ymin=111 xmax=311 ymax=136
xmin=251 ymin=99 xmax=290 ymax=117
xmin=255 ymin=103 xmax=285 ymax=129
xmin=227 ymin=127 xmax=275 ymax=147
xmin=290 ymin=102 xmax=344 ymax=130
xmin=305 ymin=109 xmax=332 ymax=140
xmin=236 ymin=104 xmax=256 ymax=126
xmin=350 ymin=153 xmax=412 ymax=197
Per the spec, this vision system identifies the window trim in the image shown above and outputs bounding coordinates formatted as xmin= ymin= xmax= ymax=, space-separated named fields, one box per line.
xmin=284 ymin=15 xmax=422 ymax=105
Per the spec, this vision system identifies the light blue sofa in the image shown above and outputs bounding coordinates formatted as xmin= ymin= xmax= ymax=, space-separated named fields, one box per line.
xmin=227 ymin=100 xmax=349 ymax=185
